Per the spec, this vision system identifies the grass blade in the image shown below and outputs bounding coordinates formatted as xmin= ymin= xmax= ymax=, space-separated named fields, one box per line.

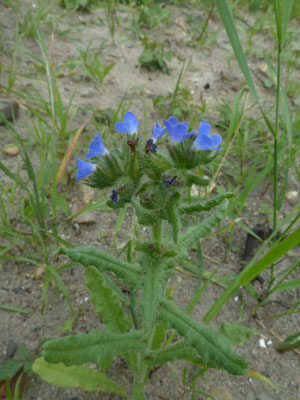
xmin=214 ymin=0 xmax=275 ymax=136
xmin=0 ymin=305 xmax=30 ymax=314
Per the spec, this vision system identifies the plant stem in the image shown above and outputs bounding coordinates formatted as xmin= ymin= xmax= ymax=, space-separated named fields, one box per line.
xmin=130 ymin=289 xmax=139 ymax=330
xmin=131 ymin=326 xmax=157 ymax=400
xmin=152 ymin=219 xmax=162 ymax=243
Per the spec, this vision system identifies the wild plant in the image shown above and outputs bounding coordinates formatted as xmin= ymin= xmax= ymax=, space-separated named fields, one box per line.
xmin=33 ymin=111 xmax=255 ymax=398
xmin=139 ymin=38 xmax=173 ymax=74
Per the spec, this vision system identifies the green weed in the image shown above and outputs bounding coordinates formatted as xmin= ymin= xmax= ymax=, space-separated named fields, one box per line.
xmin=59 ymin=0 xmax=99 ymax=11
xmin=77 ymin=42 xmax=115 ymax=85
xmin=139 ymin=37 xmax=172 ymax=73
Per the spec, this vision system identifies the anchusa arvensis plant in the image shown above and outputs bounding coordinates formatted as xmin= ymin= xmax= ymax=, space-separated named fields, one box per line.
xmin=33 ymin=112 xmax=250 ymax=399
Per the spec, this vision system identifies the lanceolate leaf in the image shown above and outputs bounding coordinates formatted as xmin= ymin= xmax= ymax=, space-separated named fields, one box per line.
xmin=179 ymin=200 xmax=228 ymax=250
xmin=32 ymin=357 xmax=127 ymax=396
xmin=180 ymin=194 xmax=234 ymax=215
xmin=58 ymin=247 xmax=142 ymax=287
xmin=272 ymin=278 xmax=300 ymax=292
xmin=145 ymin=340 xmax=210 ymax=368
xmin=43 ymin=330 xmax=146 ymax=366
xmin=140 ymin=256 xmax=164 ymax=330
xmin=159 ymin=300 xmax=248 ymax=375
xmin=85 ymin=267 xmax=131 ymax=333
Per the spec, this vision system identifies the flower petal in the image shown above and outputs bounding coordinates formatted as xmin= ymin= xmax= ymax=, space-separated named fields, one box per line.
xmin=152 ymin=122 xmax=166 ymax=141
xmin=210 ymin=134 xmax=222 ymax=147
xmin=114 ymin=121 xmax=128 ymax=134
xmin=198 ymin=120 xmax=211 ymax=137
xmin=74 ymin=156 xmax=96 ymax=180
xmin=86 ymin=132 xmax=108 ymax=158
xmin=193 ymin=132 xmax=213 ymax=150
xmin=163 ymin=118 xmax=174 ymax=135
xmin=123 ymin=112 xmax=140 ymax=134
xmin=170 ymin=123 xmax=191 ymax=142
xmin=168 ymin=116 xmax=179 ymax=127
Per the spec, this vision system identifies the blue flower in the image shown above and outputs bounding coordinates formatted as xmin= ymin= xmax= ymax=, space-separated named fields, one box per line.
xmin=85 ymin=131 xmax=109 ymax=159
xmin=115 ymin=112 xmax=140 ymax=135
xmin=110 ymin=190 xmax=118 ymax=202
xmin=74 ymin=156 xmax=96 ymax=180
xmin=152 ymin=122 xmax=166 ymax=143
xmin=164 ymin=176 xmax=177 ymax=188
xmin=192 ymin=120 xmax=223 ymax=151
xmin=163 ymin=117 xmax=194 ymax=144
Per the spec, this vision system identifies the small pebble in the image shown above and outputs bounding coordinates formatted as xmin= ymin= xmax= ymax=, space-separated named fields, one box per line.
xmin=80 ymin=88 xmax=94 ymax=98
xmin=3 ymin=145 xmax=19 ymax=156
xmin=209 ymin=386 xmax=232 ymax=400
xmin=285 ymin=190 xmax=298 ymax=202
xmin=259 ymin=338 xmax=267 ymax=348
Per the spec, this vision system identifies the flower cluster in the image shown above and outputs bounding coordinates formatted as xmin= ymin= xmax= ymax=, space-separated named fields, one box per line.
xmin=74 ymin=112 xmax=223 ymax=181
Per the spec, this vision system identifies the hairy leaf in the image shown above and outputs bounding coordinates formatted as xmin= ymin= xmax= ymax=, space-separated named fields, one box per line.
xmin=180 ymin=194 xmax=234 ymax=215
xmin=33 ymin=357 xmax=127 ymax=396
xmin=143 ymin=154 xmax=164 ymax=180
xmin=179 ymin=200 xmax=228 ymax=250
xmin=219 ymin=322 xmax=258 ymax=347
xmin=131 ymin=196 xmax=161 ymax=226
xmin=58 ymin=247 xmax=142 ymax=287
xmin=159 ymin=300 xmax=248 ymax=375
xmin=150 ymin=322 xmax=168 ymax=351
xmin=140 ymin=256 xmax=165 ymax=330
xmin=86 ymin=267 xmax=131 ymax=333
xmin=43 ymin=330 xmax=146 ymax=366
xmin=145 ymin=340 xmax=210 ymax=367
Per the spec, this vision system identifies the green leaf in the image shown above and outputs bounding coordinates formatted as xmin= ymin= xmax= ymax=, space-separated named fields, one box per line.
xmin=277 ymin=332 xmax=300 ymax=353
xmin=179 ymin=200 xmax=228 ymax=250
xmin=214 ymin=0 xmax=274 ymax=136
xmin=204 ymin=226 xmax=300 ymax=323
xmin=85 ymin=267 xmax=131 ymax=333
xmin=58 ymin=247 xmax=142 ymax=288
xmin=43 ymin=330 xmax=146 ymax=366
xmin=140 ymin=256 xmax=165 ymax=330
xmin=219 ymin=322 xmax=258 ymax=347
xmin=150 ymin=322 xmax=168 ymax=350
xmin=0 ymin=359 xmax=23 ymax=380
xmin=16 ymin=347 xmax=30 ymax=361
xmin=0 ymin=304 xmax=30 ymax=313
xmin=214 ymin=0 xmax=257 ymax=99
xmin=32 ymin=357 xmax=127 ymax=396
xmin=281 ymin=0 xmax=294 ymax=48
xmin=159 ymin=300 xmax=248 ymax=375
xmin=58 ymin=318 xmax=75 ymax=333
xmin=272 ymin=278 xmax=300 ymax=292
xmin=145 ymin=340 xmax=209 ymax=368
xmin=180 ymin=194 xmax=234 ymax=214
